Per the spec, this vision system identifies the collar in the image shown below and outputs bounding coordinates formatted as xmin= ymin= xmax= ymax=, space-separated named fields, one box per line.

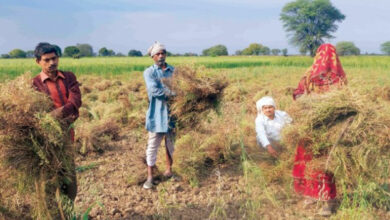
xmin=153 ymin=63 xmax=172 ymax=71
xmin=40 ymin=71 xmax=65 ymax=82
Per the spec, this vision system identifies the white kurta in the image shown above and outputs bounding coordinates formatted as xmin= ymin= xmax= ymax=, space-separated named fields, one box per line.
xmin=255 ymin=110 xmax=292 ymax=148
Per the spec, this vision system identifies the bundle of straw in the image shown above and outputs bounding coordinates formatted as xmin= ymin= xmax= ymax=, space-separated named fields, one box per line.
xmin=0 ymin=73 xmax=75 ymax=219
xmin=282 ymin=88 xmax=390 ymax=209
xmin=162 ymin=65 xmax=228 ymax=128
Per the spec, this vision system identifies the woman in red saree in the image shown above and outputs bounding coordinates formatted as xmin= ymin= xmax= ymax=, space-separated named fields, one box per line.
xmin=292 ymin=44 xmax=346 ymax=216
xmin=293 ymin=43 xmax=347 ymax=100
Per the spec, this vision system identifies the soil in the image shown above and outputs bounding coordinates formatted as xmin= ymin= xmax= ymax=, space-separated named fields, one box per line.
xmin=74 ymin=132 xmax=350 ymax=220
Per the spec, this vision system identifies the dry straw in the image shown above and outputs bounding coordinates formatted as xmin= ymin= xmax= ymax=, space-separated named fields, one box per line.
xmin=282 ymin=87 xmax=390 ymax=209
xmin=162 ymin=65 xmax=228 ymax=129
xmin=0 ymin=73 xmax=75 ymax=219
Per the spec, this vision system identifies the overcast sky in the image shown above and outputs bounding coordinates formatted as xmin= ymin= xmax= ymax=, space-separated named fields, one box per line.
xmin=1 ymin=0 xmax=389 ymax=55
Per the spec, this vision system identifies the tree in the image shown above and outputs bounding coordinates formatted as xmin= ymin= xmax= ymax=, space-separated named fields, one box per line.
xmin=380 ymin=41 xmax=390 ymax=55
xmin=183 ymin=52 xmax=198 ymax=56
xmin=76 ymin=43 xmax=93 ymax=57
xmin=202 ymin=45 xmax=228 ymax=56
xmin=280 ymin=0 xmax=345 ymax=56
xmin=53 ymin=45 xmax=62 ymax=57
xmin=241 ymin=43 xmax=270 ymax=55
xmin=271 ymin=49 xmax=281 ymax=56
xmin=1 ymin=54 xmax=10 ymax=59
xmin=128 ymin=49 xmax=142 ymax=57
xmin=26 ymin=50 xmax=34 ymax=58
xmin=64 ymin=46 xmax=80 ymax=57
xmin=107 ymin=49 xmax=115 ymax=56
xmin=282 ymin=48 xmax=288 ymax=56
xmin=261 ymin=46 xmax=270 ymax=55
xmin=235 ymin=50 xmax=242 ymax=56
xmin=336 ymin=41 xmax=360 ymax=56
xmin=9 ymin=49 xmax=26 ymax=58
xmin=99 ymin=47 xmax=109 ymax=56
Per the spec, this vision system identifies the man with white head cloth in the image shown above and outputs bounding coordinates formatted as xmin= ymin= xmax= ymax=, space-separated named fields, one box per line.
xmin=143 ymin=41 xmax=176 ymax=189
xmin=255 ymin=96 xmax=292 ymax=157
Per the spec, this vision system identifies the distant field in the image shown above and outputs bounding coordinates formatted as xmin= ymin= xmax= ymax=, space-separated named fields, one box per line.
xmin=1 ymin=56 xmax=390 ymax=81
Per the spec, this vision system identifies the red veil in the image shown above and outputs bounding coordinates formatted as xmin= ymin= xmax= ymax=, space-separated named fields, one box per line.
xmin=293 ymin=44 xmax=347 ymax=100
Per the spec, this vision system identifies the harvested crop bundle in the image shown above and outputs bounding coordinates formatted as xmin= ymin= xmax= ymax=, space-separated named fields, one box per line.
xmin=76 ymin=118 xmax=120 ymax=155
xmin=0 ymin=73 xmax=75 ymax=219
xmin=283 ymin=88 xmax=390 ymax=209
xmin=162 ymin=65 xmax=228 ymax=128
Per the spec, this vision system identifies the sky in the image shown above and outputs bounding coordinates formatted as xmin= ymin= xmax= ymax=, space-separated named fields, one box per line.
xmin=0 ymin=0 xmax=389 ymax=55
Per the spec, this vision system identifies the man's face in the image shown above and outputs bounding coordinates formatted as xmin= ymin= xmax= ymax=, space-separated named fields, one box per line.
xmin=36 ymin=52 xmax=59 ymax=74
xmin=152 ymin=50 xmax=166 ymax=66
xmin=262 ymin=105 xmax=275 ymax=118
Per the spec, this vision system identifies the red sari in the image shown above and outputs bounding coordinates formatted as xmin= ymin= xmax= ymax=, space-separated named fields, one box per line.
xmin=293 ymin=44 xmax=347 ymax=100
xmin=292 ymin=139 xmax=336 ymax=200
xmin=292 ymin=44 xmax=344 ymax=200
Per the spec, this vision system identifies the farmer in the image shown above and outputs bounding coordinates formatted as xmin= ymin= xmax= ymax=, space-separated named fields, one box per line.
xmin=292 ymin=44 xmax=346 ymax=216
xmin=293 ymin=43 xmax=347 ymax=100
xmin=32 ymin=42 xmax=82 ymax=201
xmin=255 ymin=96 xmax=292 ymax=157
xmin=143 ymin=42 xmax=176 ymax=189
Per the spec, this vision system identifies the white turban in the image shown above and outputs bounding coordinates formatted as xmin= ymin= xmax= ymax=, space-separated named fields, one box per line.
xmin=256 ymin=96 xmax=276 ymax=114
xmin=147 ymin=41 xmax=166 ymax=57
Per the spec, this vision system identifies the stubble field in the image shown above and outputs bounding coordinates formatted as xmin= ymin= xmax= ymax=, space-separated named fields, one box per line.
xmin=0 ymin=56 xmax=389 ymax=219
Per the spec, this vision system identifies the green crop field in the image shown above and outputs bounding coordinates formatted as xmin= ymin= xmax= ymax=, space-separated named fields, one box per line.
xmin=1 ymin=56 xmax=390 ymax=81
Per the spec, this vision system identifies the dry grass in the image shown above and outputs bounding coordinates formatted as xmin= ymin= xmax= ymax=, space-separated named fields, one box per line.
xmin=162 ymin=65 xmax=228 ymax=129
xmin=282 ymin=88 xmax=390 ymax=209
xmin=0 ymin=73 xmax=75 ymax=219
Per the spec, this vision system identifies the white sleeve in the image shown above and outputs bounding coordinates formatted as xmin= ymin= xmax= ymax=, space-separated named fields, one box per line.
xmin=279 ymin=110 xmax=293 ymax=124
xmin=255 ymin=117 xmax=270 ymax=148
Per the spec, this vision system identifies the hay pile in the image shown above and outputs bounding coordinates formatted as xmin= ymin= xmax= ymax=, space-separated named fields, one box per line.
xmin=282 ymin=88 xmax=390 ymax=209
xmin=0 ymin=73 xmax=74 ymax=219
xmin=162 ymin=65 xmax=228 ymax=128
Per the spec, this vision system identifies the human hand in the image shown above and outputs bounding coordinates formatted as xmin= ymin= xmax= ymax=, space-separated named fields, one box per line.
xmin=266 ymin=145 xmax=278 ymax=158
xmin=50 ymin=107 xmax=63 ymax=119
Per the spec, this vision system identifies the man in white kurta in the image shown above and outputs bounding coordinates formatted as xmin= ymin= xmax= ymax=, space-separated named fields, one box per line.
xmin=255 ymin=96 xmax=292 ymax=157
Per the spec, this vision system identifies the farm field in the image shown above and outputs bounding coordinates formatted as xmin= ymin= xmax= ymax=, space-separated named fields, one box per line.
xmin=1 ymin=56 xmax=389 ymax=219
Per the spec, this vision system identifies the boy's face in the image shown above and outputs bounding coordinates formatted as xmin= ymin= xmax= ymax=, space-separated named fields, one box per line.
xmin=36 ymin=52 xmax=59 ymax=74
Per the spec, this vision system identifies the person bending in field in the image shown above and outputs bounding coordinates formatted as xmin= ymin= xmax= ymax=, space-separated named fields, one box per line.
xmin=143 ymin=42 xmax=176 ymax=189
xmin=293 ymin=43 xmax=347 ymax=100
xmin=32 ymin=42 xmax=82 ymax=201
xmin=255 ymin=96 xmax=292 ymax=158
xmin=292 ymin=44 xmax=347 ymax=216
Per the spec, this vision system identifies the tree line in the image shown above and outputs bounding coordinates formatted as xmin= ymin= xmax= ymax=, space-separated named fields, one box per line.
xmin=3 ymin=41 xmax=390 ymax=59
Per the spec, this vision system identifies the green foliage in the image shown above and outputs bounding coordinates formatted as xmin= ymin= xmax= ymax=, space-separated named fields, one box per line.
xmin=64 ymin=46 xmax=80 ymax=57
xmin=271 ymin=49 xmax=281 ymax=56
xmin=280 ymin=0 xmax=345 ymax=56
xmin=282 ymin=48 xmax=288 ymax=56
xmin=26 ymin=50 xmax=34 ymax=58
xmin=76 ymin=43 xmax=94 ymax=57
xmin=241 ymin=43 xmax=270 ymax=55
xmin=99 ymin=47 xmax=115 ymax=56
xmin=1 ymin=54 xmax=10 ymax=59
xmin=202 ymin=44 xmax=228 ymax=56
xmin=9 ymin=49 xmax=26 ymax=58
xmin=128 ymin=49 xmax=143 ymax=57
xmin=380 ymin=41 xmax=390 ymax=55
xmin=336 ymin=41 xmax=360 ymax=56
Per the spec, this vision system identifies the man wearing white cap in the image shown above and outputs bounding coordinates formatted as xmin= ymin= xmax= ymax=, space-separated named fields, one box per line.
xmin=143 ymin=42 xmax=176 ymax=189
xmin=255 ymin=96 xmax=292 ymax=157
